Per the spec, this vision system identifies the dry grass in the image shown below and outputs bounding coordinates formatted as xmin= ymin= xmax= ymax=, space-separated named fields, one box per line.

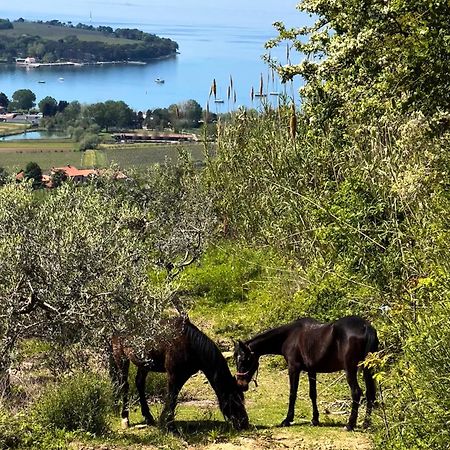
xmin=0 ymin=123 xmax=30 ymax=136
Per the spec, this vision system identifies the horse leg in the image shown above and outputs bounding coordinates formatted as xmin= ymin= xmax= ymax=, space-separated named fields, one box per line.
xmin=362 ymin=367 xmax=376 ymax=429
xmin=345 ymin=368 xmax=362 ymax=431
xmin=135 ymin=366 xmax=155 ymax=426
xmin=308 ymin=372 xmax=319 ymax=426
xmin=281 ymin=365 xmax=300 ymax=427
xmin=159 ymin=371 xmax=190 ymax=432
xmin=108 ymin=353 xmax=121 ymax=415
xmin=115 ymin=358 xmax=131 ymax=428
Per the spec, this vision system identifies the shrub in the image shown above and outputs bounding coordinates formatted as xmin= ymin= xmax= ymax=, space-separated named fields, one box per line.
xmin=374 ymin=290 xmax=450 ymax=449
xmin=183 ymin=243 xmax=273 ymax=304
xmin=78 ymin=133 xmax=100 ymax=151
xmin=32 ymin=372 xmax=113 ymax=434
xmin=0 ymin=405 xmax=21 ymax=449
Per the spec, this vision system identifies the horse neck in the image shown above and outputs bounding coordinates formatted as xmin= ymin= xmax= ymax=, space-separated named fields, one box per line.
xmin=185 ymin=323 xmax=236 ymax=396
xmin=246 ymin=326 xmax=289 ymax=357
xmin=201 ymin=359 xmax=234 ymax=393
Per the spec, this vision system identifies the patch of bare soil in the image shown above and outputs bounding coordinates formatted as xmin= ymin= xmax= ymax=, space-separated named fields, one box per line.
xmin=71 ymin=445 xmax=160 ymax=450
xmin=195 ymin=429 xmax=372 ymax=450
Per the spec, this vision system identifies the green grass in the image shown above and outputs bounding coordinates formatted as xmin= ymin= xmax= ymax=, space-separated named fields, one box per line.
xmin=103 ymin=143 xmax=205 ymax=168
xmin=0 ymin=141 xmax=206 ymax=172
xmin=0 ymin=22 xmax=139 ymax=45
xmin=96 ymin=359 xmax=373 ymax=450
xmin=0 ymin=149 xmax=80 ymax=172
xmin=0 ymin=139 xmax=79 ymax=171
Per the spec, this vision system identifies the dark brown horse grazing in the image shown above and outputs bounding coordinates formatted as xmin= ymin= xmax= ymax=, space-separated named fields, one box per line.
xmin=234 ymin=315 xmax=378 ymax=431
xmin=111 ymin=316 xmax=249 ymax=432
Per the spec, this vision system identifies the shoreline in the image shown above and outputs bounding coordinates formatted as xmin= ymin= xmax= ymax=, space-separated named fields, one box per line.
xmin=9 ymin=52 xmax=178 ymax=69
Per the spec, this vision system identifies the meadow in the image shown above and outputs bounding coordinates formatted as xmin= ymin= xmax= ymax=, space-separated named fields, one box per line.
xmin=0 ymin=139 xmax=205 ymax=172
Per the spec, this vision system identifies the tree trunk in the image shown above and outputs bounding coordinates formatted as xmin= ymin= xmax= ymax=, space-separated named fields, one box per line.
xmin=0 ymin=334 xmax=16 ymax=398
xmin=0 ymin=367 xmax=11 ymax=398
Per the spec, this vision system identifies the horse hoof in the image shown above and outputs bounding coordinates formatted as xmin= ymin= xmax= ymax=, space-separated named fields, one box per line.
xmin=345 ymin=424 xmax=354 ymax=432
xmin=121 ymin=418 xmax=130 ymax=429
xmin=166 ymin=424 xmax=178 ymax=434
xmin=144 ymin=415 xmax=156 ymax=426
xmin=280 ymin=420 xmax=292 ymax=427
xmin=310 ymin=419 xmax=319 ymax=427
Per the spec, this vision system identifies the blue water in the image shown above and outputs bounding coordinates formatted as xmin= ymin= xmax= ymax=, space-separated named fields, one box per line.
xmin=0 ymin=131 xmax=69 ymax=141
xmin=0 ymin=1 xmax=310 ymax=111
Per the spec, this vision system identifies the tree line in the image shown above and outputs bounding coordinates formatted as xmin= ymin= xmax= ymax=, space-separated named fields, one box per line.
xmin=0 ymin=88 xmax=207 ymax=130
xmin=0 ymin=19 xmax=178 ymax=63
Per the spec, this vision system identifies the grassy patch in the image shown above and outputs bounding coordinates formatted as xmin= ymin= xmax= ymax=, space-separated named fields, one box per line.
xmin=99 ymin=360 xmax=373 ymax=450
xmin=0 ymin=141 xmax=205 ymax=171
xmin=0 ymin=22 xmax=139 ymax=45
xmin=0 ymin=146 xmax=80 ymax=171
xmin=103 ymin=143 xmax=205 ymax=168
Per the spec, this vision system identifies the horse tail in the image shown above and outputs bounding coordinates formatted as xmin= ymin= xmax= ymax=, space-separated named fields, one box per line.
xmin=364 ymin=323 xmax=379 ymax=357
xmin=363 ymin=323 xmax=379 ymax=408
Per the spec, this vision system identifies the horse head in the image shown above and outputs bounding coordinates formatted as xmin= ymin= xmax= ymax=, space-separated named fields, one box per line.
xmin=220 ymin=385 xmax=249 ymax=430
xmin=234 ymin=340 xmax=259 ymax=392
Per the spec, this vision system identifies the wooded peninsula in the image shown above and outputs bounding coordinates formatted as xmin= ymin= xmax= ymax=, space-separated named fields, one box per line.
xmin=0 ymin=18 xmax=179 ymax=63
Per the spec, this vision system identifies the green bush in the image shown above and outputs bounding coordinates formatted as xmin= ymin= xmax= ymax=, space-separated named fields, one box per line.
xmin=0 ymin=405 xmax=68 ymax=450
xmin=32 ymin=372 xmax=113 ymax=434
xmin=0 ymin=406 xmax=21 ymax=450
xmin=183 ymin=243 xmax=269 ymax=304
xmin=78 ymin=133 xmax=100 ymax=151
xmin=374 ymin=288 xmax=450 ymax=450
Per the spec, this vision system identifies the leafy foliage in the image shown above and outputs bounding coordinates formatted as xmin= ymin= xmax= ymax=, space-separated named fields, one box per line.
xmin=269 ymin=0 xmax=450 ymax=137
xmin=204 ymin=2 xmax=450 ymax=447
xmin=10 ymin=89 xmax=36 ymax=111
xmin=0 ymin=19 xmax=178 ymax=63
xmin=32 ymin=372 xmax=113 ymax=434
xmin=0 ymin=155 xmax=215 ymax=391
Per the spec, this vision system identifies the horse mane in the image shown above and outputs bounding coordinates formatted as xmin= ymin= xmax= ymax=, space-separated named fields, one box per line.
xmin=184 ymin=320 xmax=231 ymax=379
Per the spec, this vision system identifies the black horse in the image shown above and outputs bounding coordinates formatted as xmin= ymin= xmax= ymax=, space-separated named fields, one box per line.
xmin=111 ymin=316 xmax=249 ymax=431
xmin=234 ymin=315 xmax=378 ymax=430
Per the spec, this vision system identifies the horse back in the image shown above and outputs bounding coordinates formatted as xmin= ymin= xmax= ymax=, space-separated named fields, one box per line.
xmin=287 ymin=316 xmax=377 ymax=373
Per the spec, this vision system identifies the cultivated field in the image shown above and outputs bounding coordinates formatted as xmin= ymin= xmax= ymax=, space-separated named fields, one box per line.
xmin=0 ymin=139 xmax=206 ymax=172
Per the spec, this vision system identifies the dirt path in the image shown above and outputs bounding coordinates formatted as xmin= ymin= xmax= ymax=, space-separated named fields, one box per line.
xmin=198 ymin=429 xmax=372 ymax=450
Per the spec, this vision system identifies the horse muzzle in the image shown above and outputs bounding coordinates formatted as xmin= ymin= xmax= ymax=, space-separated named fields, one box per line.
xmin=235 ymin=376 xmax=250 ymax=392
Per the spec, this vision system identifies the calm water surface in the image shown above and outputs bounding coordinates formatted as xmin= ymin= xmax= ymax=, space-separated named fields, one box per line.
xmin=0 ymin=1 xmax=310 ymax=111
xmin=0 ymin=130 xmax=69 ymax=141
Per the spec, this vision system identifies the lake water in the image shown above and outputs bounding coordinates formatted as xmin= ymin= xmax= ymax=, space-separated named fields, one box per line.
xmin=0 ymin=130 xmax=69 ymax=141
xmin=0 ymin=0 xmax=310 ymax=112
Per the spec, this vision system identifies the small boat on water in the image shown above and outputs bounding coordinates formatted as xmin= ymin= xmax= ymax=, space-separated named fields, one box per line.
xmin=59 ymin=77 xmax=64 ymax=81
xmin=38 ymin=80 xmax=46 ymax=83
xmin=155 ymin=78 xmax=165 ymax=84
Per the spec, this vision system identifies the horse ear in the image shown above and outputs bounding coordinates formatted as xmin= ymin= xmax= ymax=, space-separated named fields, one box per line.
xmin=238 ymin=340 xmax=252 ymax=354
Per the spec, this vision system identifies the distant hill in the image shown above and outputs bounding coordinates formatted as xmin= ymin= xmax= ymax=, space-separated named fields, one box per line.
xmin=0 ymin=19 xmax=178 ymax=63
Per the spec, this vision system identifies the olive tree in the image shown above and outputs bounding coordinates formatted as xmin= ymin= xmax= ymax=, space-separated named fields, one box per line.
xmin=0 ymin=182 xmax=162 ymax=393
xmin=0 ymin=155 xmax=216 ymax=395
